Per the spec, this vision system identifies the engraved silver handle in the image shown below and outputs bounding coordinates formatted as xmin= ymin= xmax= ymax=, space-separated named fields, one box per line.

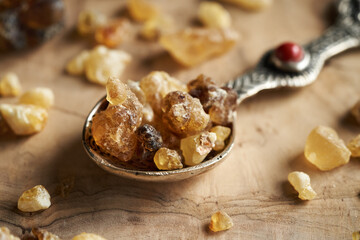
xmin=227 ymin=0 xmax=360 ymax=104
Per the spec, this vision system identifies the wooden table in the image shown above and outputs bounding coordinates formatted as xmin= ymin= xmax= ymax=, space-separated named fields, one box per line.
xmin=1 ymin=0 xmax=359 ymax=239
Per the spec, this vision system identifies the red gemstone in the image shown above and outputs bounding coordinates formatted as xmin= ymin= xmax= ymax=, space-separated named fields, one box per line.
xmin=275 ymin=42 xmax=304 ymax=62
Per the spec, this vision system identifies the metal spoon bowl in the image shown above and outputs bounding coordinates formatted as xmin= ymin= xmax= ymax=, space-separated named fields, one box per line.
xmin=82 ymin=0 xmax=360 ymax=181
xmin=82 ymin=96 xmax=235 ymax=182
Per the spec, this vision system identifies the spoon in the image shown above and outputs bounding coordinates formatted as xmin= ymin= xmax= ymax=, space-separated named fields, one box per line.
xmin=82 ymin=0 xmax=360 ymax=182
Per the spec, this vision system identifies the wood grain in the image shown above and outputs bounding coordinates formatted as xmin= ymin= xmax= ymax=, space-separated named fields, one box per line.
xmin=0 ymin=0 xmax=359 ymax=239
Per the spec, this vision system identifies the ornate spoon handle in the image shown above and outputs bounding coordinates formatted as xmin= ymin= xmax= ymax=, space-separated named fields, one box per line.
xmin=227 ymin=0 xmax=360 ymax=104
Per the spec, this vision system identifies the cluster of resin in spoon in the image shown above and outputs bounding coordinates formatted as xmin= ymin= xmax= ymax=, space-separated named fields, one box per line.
xmin=90 ymin=72 xmax=236 ymax=171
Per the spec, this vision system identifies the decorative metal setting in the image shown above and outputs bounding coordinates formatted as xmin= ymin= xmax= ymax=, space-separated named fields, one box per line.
xmin=227 ymin=0 xmax=360 ymax=104
xmin=270 ymin=50 xmax=311 ymax=73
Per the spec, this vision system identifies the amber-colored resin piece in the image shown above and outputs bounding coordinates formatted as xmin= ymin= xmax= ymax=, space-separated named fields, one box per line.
xmin=0 ymin=104 xmax=48 ymax=135
xmin=288 ymin=171 xmax=316 ymax=200
xmin=95 ymin=18 xmax=130 ymax=48
xmin=127 ymin=0 xmax=158 ymax=22
xmin=162 ymin=91 xmax=210 ymax=136
xmin=77 ymin=10 xmax=106 ymax=35
xmin=347 ymin=135 xmax=360 ymax=157
xmin=140 ymin=71 xmax=187 ymax=114
xmin=72 ymin=233 xmax=107 ymax=240
xmin=85 ymin=46 xmax=131 ymax=85
xmin=188 ymin=74 xmax=237 ymax=125
xmin=304 ymin=126 xmax=351 ymax=171
xmin=351 ymin=100 xmax=360 ymax=125
xmin=91 ymin=78 xmax=143 ymax=162
xmin=154 ymin=147 xmax=183 ymax=170
xmin=106 ymin=77 xmax=128 ymax=106
xmin=220 ymin=0 xmax=272 ymax=11
xmin=18 ymin=185 xmax=51 ymax=212
xmin=0 ymin=72 xmax=21 ymax=97
xmin=159 ymin=27 xmax=238 ymax=66
xmin=209 ymin=211 xmax=233 ymax=232
xmin=198 ymin=2 xmax=231 ymax=28
xmin=353 ymin=231 xmax=360 ymax=240
xmin=180 ymin=131 xmax=216 ymax=166
xmin=66 ymin=46 xmax=131 ymax=85
xmin=19 ymin=87 xmax=54 ymax=109
xmin=0 ymin=227 xmax=20 ymax=240
xmin=210 ymin=126 xmax=231 ymax=151
xmin=32 ymin=228 xmax=61 ymax=240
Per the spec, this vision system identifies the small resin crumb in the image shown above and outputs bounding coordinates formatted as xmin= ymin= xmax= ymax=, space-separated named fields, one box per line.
xmin=351 ymin=100 xmax=360 ymax=125
xmin=347 ymin=135 xmax=360 ymax=157
xmin=72 ymin=233 xmax=107 ymax=240
xmin=106 ymin=77 xmax=128 ymax=106
xmin=127 ymin=0 xmax=158 ymax=22
xmin=180 ymin=131 xmax=216 ymax=166
xmin=210 ymin=126 xmax=231 ymax=151
xmin=198 ymin=2 xmax=231 ymax=28
xmin=288 ymin=171 xmax=316 ymax=200
xmin=220 ymin=0 xmax=272 ymax=11
xmin=77 ymin=10 xmax=107 ymax=35
xmin=95 ymin=18 xmax=130 ymax=48
xmin=209 ymin=211 xmax=233 ymax=232
xmin=32 ymin=228 xmax=61 ymax=240
xmin=0 ymin=227 xmax=20 ymax=240
xmin=0 ymin=104 xmax=48 ymax=135
xmin=0 ymin=72 xmax=21 ymax=97
xmin=18 ymin=185 xmax=51 ymax=212
xmin=154 ymin=147 xmax=183 ymax=170
xmin=159 ymin=27 xmax=238 ymax=66
xmin=304 ymin=126 xmax=351 ymax=171
xmin=353 ymin=231 xmax=360 ymax=240
xmin=19 ymin=87 xmax=54 ymax=109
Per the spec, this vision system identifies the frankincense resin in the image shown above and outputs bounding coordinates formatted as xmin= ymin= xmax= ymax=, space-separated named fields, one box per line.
xmin=159 ymin=28 xmax=238 ymax=66
xmin=288 ymin=171 xmax=316 ymax=200
xmin=18 ymin=185 xmax=51 ymax=212
xmin=209 ymin=211 xmax=234 ymax=232
xmin=154 ymin=148 xmax=183 ymax=170
xmin=91 ymin=78 xmax=143 ymax=161
xmin=161 ymin=91 xmax=210 ymax=136
xmin=304 ymin=126 xmax=351 ymax=171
